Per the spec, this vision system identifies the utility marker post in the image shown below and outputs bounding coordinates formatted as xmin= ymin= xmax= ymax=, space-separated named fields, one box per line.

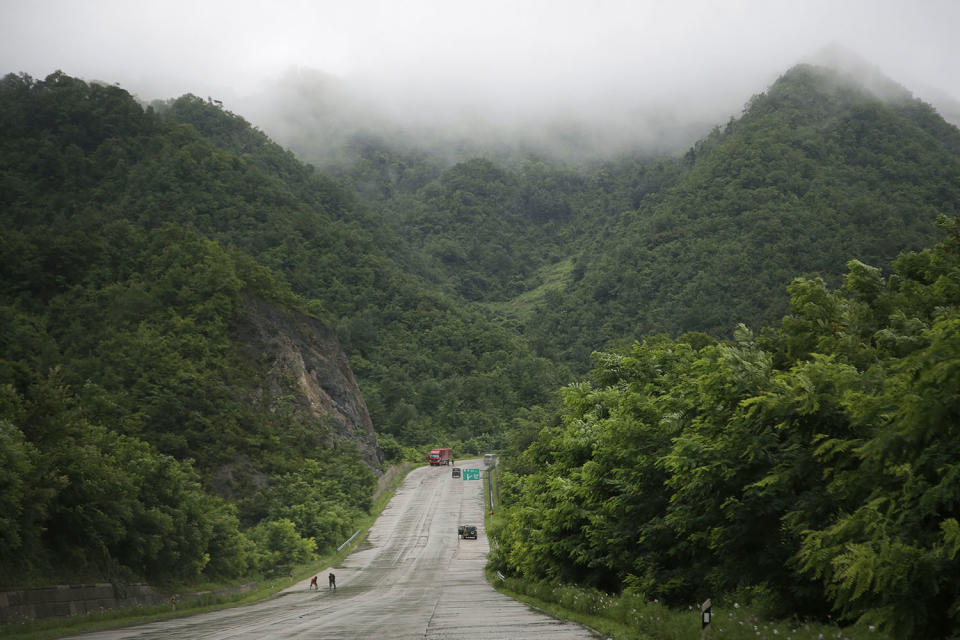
xmin=700 ymin=598 xmax=712 ymax=639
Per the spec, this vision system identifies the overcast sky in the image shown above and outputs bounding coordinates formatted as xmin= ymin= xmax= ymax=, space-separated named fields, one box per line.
xmin=3 ymin=0 xmax=959 ymax=124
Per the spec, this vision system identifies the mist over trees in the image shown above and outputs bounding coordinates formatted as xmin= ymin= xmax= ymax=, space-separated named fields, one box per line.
xmin=517 ymin=64 xmax=960 ymax=367
xmin=235 ymin=67 xmax=727 ymax=171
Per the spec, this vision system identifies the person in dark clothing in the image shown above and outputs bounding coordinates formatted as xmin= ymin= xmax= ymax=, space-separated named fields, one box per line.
xmin=328 ymin=572 xmax=336 ymax=590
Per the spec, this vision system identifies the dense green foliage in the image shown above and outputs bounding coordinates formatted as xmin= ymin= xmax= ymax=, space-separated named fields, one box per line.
xmin=153 ymin=93 xmax=565 ymax=449
xmin=340 ymin=150 xmax=585 ymax=302
xmin=490 ymin=218 xmax=960 ymax=638
xmin=327 ymin=66 xmax=960 ymax=373
xmin=0 ymin=375 xmax=247 ymax=584
xmin=3 ymin=59 xmax=960 ymax=637
xmin=519 ymin=65 xmax=960 ymax=367
xmin=0 ymin=70 xmax=559 ymax=585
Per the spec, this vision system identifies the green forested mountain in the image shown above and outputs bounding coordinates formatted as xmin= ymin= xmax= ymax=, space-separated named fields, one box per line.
xmin=321 ymin=64 xmax=960 ymax=372
xmin=0 ymin=71 xmax=558 ymax=586
xmin=149 ymin=90 xmax=567 ymax=449
xmin=0 ymin=72 xmax=381 ymax=585
xmin=3 ymin=58 xmax=960 ymax=637
xmin=519 ymin=64 xmax=960 ymax=366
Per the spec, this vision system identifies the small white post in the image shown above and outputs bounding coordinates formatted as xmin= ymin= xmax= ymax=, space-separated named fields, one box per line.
xmin=700 ymin=598 xmax=712 ymax=639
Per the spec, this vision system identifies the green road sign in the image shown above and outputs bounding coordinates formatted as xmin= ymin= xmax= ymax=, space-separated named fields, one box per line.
xmin=462 ymin=468 xmax=480 ymax=481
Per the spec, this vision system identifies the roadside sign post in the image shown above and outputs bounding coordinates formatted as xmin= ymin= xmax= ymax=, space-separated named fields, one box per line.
xmin=701 ymin=598 xmax=712 ymax=639
xmin=462 ymin=468 xmax=480 ymax=481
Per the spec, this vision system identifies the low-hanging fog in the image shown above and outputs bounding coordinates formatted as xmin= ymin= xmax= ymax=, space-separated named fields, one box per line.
xmin=4 ymin=0 xmax=960 ymax=164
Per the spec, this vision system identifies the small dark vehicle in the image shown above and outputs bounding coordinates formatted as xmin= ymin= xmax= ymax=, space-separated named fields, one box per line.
xmin=458 ymin=525 xmax=477 ymax=539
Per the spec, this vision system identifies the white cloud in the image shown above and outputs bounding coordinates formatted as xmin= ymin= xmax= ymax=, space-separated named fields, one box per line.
xmin=2 ymin=0 xmax=959 ymax=123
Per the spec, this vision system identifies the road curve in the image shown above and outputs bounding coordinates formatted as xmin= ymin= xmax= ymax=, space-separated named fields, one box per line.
xmin=66 ymin=460 xmax=597 ymax=639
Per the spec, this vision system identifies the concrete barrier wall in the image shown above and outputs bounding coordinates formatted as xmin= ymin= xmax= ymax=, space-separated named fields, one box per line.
xmin=373 ymin=462 xmax=414 ymax=502
xmin=0 ymin=581 xmax=258 ymax=624
xmin=0 ymin=583 xmax=165 ymax=624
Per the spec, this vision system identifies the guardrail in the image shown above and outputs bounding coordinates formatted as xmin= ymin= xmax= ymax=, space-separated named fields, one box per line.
xmin=337 ymin=529 xmax=362 ymax=552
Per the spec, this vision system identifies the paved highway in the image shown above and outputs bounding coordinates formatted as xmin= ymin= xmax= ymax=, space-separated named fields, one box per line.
xmin=67 ymin=460 xmax=597 ymax=639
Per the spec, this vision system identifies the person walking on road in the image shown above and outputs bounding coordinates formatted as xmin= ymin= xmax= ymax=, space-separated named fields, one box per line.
xmin=328 ymin=572 xmax=336 ymax=590
xmin=309 ymin=575 xmax=318 ymax=590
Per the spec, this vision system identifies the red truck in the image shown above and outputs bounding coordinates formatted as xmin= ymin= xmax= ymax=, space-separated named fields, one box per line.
xmin=427 ymin=448 xmax=453 ymax=466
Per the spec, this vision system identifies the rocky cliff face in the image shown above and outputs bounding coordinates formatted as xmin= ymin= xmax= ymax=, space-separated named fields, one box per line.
xmin=242 ymin=296 xmax=382 ymax=468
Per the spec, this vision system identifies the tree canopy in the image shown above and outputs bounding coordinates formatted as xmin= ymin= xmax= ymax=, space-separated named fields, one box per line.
xmin=491 ymin=218 xmax=960 ymax=638
xmin=4 ymin=61 xmax=960 ymax=634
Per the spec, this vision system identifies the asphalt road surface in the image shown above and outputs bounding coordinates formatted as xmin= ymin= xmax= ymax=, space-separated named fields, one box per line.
xmin=66 ymin=460 xmax=597 ymax=639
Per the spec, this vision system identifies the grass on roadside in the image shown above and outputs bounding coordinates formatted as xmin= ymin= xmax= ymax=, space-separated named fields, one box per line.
xmin=485 ymin=575 xmax=894 ymax=640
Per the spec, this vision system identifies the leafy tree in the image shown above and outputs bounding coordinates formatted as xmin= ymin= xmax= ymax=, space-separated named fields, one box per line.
xmin=494 ymin=219 xmax=960 ymax=637
xmin=245 ymin=519 xmax=316 ymax=577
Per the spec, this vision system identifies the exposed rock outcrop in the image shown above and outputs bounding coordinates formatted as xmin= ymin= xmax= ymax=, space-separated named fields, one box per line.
xmin=242 ymin=296 xmax=382 ymax=468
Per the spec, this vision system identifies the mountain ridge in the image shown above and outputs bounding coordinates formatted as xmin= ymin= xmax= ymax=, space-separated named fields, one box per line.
xmin=513 ymin=62 xmax=960 ymax=365
xmin=3 ymin=57 xmax=959 ymax=596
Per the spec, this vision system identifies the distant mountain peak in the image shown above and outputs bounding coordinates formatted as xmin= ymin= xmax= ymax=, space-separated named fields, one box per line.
xmin=800 ymin=44 xmax=914 ymax=102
